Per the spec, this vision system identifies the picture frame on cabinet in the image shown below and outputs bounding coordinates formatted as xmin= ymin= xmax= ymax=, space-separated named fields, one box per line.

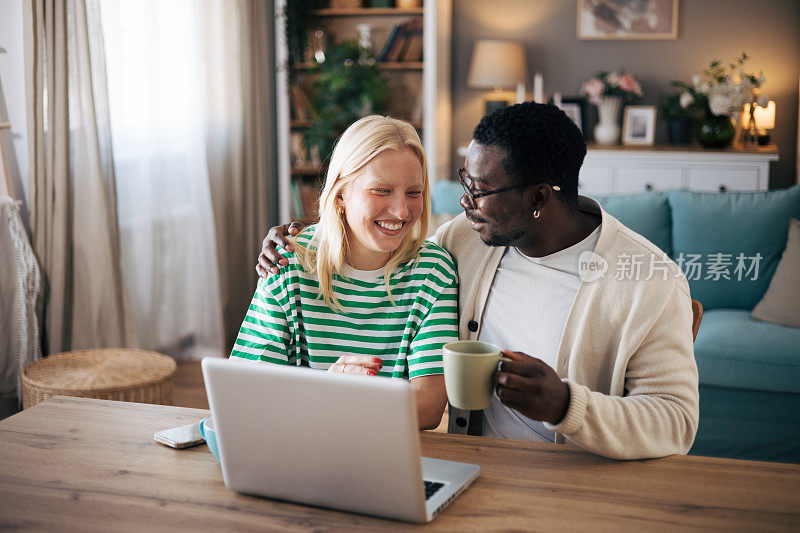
xmin=622 ymin=105 xmax=656 ymax=146
xmin=560 ymin=103 xmax=583 ymax=132
xmin=550 ymin=96 xmax=587 ymax=135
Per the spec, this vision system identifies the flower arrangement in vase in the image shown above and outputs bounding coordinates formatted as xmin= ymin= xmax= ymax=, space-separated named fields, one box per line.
xmin=580 ymin=71 xmax=644 ymax=145
xmin=660 ymin=86 xmax=705 ymax=144
xmin=671 ymin=53 xmax=767 ymax=148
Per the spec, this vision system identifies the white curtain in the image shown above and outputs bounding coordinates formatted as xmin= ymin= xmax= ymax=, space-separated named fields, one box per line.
xmin=24 ymin=0 xmax=138 ymax=354
xmin=197 ymin=0 xmax=278 ymax=351
xmin=99 ymin=0 xmax=224 ymax=359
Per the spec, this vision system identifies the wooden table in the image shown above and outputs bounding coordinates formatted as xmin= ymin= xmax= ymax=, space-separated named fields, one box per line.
xmin=1 ymin=397 xmax=799 ymax=531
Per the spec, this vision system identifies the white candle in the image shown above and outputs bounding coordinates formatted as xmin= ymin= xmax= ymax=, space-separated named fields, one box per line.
xmin=533 ymin=72 xmax=543 ymax=104
xmin=516 ymin=83 xmax=526 ymax=104
xmin=553 ymin=92 xmax=562 ymax=107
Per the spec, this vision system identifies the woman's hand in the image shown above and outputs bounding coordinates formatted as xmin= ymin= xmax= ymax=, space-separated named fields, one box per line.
xmin=255 ymin=221 xmax=307 ymax=278
xmin=327 ymin=355 xmax=383 ymax=376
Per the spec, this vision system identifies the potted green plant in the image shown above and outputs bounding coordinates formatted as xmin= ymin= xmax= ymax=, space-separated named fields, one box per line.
xmin=304 ymin=40 xmax=388 ymax=162
xmin=660 ymin=83 xmax=704 ymax=144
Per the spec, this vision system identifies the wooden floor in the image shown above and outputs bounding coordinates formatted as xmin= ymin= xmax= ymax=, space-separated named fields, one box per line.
xmin=173 ymin=361 xmax=209 ymax=410
xmin=174 ymin=361 xmax=448 ymax=432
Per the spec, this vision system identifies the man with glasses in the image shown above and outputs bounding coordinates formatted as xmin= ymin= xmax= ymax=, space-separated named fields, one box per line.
xmin=258 ymin=103 xmax=698 ymax=460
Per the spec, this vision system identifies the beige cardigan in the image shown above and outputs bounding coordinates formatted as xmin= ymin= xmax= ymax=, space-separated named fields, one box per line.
xmin=435 ymin=197 xmax=699 ymax=460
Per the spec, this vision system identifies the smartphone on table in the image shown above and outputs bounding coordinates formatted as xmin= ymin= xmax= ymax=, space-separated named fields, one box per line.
xmin=153 ymin=422 xmax=205 ymax=449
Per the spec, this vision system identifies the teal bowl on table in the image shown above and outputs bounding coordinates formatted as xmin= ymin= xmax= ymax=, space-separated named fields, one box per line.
xmin=199 ymin=417 xmax=219 ymax=461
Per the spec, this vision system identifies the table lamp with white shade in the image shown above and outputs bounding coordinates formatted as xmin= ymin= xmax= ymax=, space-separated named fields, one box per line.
xmin=741 ymin=100 xmax=776 ymax=145
xmin=467 ymin=40 xmax=528 ymax=115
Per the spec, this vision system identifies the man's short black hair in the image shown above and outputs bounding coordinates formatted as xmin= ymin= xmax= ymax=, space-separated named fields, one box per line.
xmin=472 ymin=102 xmax=586 ymax=205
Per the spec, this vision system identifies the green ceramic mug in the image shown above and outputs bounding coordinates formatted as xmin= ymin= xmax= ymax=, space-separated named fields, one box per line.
xmin=442 ymin=341 xmax=510 ymax=411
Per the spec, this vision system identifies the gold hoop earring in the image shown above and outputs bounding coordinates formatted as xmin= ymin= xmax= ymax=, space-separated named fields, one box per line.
xmin=533 ymin=209 xmax=540 ymax=219
xmin=335 ymin=204 xmax=345 ymax=217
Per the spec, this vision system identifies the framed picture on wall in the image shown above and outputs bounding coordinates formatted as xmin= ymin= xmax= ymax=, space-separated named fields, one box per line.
xmin=622 ymin=106 xmax=656 ymax=146
xmin=577 ymin=0 xmax=679 ymax=40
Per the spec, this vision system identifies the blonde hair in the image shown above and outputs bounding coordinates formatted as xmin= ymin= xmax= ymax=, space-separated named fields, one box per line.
xmin=294 ymin=115 xmax=430 ymax=313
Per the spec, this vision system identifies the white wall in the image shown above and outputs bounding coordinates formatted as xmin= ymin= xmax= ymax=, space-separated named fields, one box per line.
xmin=0 ymin=0 xmax=30 ymax=205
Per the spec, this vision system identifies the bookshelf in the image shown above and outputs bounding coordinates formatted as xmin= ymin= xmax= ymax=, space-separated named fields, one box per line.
xmin=291 ymin=61 xmax=424 ymax=70
xmin=275 ymin=1 xmax=452 ymax=223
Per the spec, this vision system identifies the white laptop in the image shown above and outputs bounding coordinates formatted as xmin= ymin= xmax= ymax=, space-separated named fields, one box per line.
xmin=201 ymin=357 xmax=480 ymax=523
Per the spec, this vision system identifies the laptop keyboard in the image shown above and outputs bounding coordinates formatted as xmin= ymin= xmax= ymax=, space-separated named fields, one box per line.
xmin=424 ymin=480 xmax=445 ymax=500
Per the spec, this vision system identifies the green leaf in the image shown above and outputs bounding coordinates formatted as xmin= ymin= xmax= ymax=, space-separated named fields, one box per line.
xmin=302 ymin=40 xmax=389 ymax=161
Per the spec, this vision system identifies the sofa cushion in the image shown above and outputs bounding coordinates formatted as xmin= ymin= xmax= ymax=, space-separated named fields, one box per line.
xmin=693 ymin=309 xmax=800 ymax=394
xmin=668 ymin=186 xmax=800 ymax=310
xmin=593 ymin=192 xmax=672 ymax=256
xmin=432 ymin=179 xmax=465 ymax=215
xmin=751 ymin=218 xmax=800 ymax=328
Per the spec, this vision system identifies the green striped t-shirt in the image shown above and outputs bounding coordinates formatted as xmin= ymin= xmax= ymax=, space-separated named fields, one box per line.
xmin=231 ymin=226 xmax=459 ymax=379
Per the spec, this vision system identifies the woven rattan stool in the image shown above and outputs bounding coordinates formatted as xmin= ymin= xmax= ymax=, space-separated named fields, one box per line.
xmin=21 ymin=349 xmax=177 ymax=409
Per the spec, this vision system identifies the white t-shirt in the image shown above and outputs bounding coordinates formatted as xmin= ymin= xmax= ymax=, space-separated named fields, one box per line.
xmin=479 ymin=225 xmax=601 ymax=442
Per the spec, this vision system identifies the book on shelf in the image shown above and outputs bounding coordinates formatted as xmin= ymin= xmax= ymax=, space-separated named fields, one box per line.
xmin=290 ymin=86 xmax=317 ymax=120
xmin=378 ymin=23 xmax=405 ymax=62
xmin=329 ymin=0 xmax=361 ymax=8
xmin=400 ymin=18 xmax=423 ymax=62
xmin=380 ymin=18 xmax=422 ymax=63
xmin=290 ymin=180 xmax=304 ymax=220
xmin=384 ymin=23 xmax=408 ymax=62
xmin=290 ymin=180 xmax=321 ymax=222
xmin=290 ymin=132 xmax=308 ymax=166
xmin=290 ymin=86 xmax=306 ymax=120
xmin=299 ymin=181 xmax=319 ymax=221
xmin=308 ymin=145 xmax=322 ymax=167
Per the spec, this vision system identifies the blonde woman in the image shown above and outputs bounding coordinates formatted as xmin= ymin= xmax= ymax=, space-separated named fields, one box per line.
xmin=231 ymin=116 xmax=458 ymax=429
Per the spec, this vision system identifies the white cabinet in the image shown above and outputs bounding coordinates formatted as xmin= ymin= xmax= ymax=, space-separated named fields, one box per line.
xmin=615 ymin=166 xmax=683 ymax=193
xmin=579 ymin=144 xmax=778 ymax=195
xmin=686 ymin=168 xmax=762 ymax=192
xmin=577 ymin=165 xmax=612 ymax=195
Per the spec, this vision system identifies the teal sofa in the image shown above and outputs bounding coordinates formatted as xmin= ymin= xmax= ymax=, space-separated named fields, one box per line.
xmin=598 ymin=186 xmax=800 ymax=463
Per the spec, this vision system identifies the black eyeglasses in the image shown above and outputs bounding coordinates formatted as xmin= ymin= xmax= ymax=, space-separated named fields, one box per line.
xmin=457 ymin=168 xmax=560 ymax=205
